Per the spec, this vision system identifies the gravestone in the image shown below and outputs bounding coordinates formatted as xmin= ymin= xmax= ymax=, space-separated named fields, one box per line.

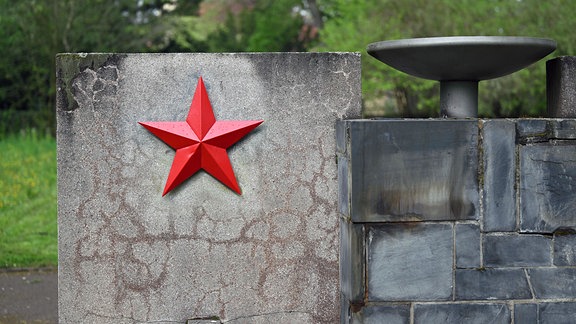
xmin=57 ymin=53 xmax=360 ymax=323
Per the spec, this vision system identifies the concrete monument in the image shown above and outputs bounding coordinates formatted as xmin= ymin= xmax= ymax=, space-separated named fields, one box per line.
xmin=57 ymin=53 xmax=361 ymax=323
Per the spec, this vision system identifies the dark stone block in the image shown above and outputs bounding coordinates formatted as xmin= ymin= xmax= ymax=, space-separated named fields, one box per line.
xmin=347 ymin=120 xmax=479 ymax=222
xmin=528 ymin=268 xmax=576 ymax=299
xmin=516 ymin=119 xmax=548 ymax=141
xmin=455 ymin=269 xmax=532 ymax=300
xmin=338 ymin=156 xmax=350 ymax=217
xmin=554 ymin=233 xmax=576 ymax=266
xmin=455 ymin=223 xmax=481 ymax=268
xmin=482 ymin=120 xmax=516 ymax=232
xmin=520 ymin=145 xmax=576 ymax=233
xmin=340 ymin=219 xmax=364 ymax=303
xmin=367 ymin=224 xmax=453 ymax=301
xmin=351 ymin=304 xmax=410 ymax=324
xmin=414 ymin=303 xmax=510 ymax=324
xmin=483 ymin=233 xmax=552 ymax=267
xmin=540 ymin=302 xmax=576 ymax=324
xmin=550 ymin=119 xmax=576 ymax=139
xmin=514 ymin=303 xmax=537 ymax=324
xmin=336 ymin=120 xmax=347 ymax=154
xmin=547 ymin=56 xmax=576 ymax=118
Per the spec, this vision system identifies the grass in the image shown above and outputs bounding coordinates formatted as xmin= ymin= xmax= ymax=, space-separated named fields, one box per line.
xmin=0 ymin=130 xmax=57 ymax=268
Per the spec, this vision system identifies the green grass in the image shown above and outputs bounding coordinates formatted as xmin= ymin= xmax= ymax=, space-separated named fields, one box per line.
xmin=0 ymin=130 xmax=57 ymax=268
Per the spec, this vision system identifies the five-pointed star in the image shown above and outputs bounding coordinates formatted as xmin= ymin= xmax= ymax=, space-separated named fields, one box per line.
xmin=139 ymin=77 xmax=263 ymax=196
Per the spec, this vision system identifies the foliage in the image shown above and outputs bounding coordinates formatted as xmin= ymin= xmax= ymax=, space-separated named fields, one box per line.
xmin=161 ymin=0 xmax=310 ymax=53
xmin=0 ymin=131 xmax=57 ymax=268
xmin=318 ymin=0 xmax=576 ymax=117
xmin=0 ymin=0 xmax=172 ymax=138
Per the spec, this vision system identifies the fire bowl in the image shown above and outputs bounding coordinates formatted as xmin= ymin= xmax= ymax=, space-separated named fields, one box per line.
xmin=367 ymin=36 xmax=557 ymax=117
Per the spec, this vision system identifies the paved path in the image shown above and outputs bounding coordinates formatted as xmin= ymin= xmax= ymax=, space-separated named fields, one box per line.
xmin=0 ymin=269 xmax=57 ymax=324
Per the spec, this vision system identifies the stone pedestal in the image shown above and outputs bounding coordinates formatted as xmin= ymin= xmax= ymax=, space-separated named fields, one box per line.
xmin=57 ymin=53 xmax=361 ymax=323
xmin=547 ymin=56 xmax=576 ymax=117
xmin=338 ymin=118 xmax=576 ymax=324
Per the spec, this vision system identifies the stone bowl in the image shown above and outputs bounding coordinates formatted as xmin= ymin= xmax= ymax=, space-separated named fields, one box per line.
xmin=367 ymin=36 xmax=557 ymax=117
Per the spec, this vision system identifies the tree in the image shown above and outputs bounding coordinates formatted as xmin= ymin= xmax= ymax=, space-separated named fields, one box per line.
xmin=318 ymin=0 xmax=576 ymax=117
xmin=0 ymin=0 xmax=172 ymax=136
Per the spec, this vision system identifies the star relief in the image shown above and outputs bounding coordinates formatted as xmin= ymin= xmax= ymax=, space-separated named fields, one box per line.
xmin=139 ymin=77 xmax=263 ymax=196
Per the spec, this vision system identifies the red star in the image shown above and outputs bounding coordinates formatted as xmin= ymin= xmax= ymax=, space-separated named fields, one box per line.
xmin=139 ymin=77 xmax=263 ymax=196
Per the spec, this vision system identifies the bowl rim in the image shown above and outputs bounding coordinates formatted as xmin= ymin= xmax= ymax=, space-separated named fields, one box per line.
xmin=367 ymin=36 xmax=557 ymax=52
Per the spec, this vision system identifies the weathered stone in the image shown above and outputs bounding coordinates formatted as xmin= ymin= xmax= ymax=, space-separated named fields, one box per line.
xmin=340 ymin=219 xmax=364 ymax=303
xmin=528 ymin=268 xmax=576 ymax=299
xmin=547 ymin=56 xmax=576 ymax=118
xmin=455 ymin=223 xmax=481 ymax=268
xmin=57 ymin=53 xmax=361 ymax=323
xmin=515 ymin=119 xmax=549 ymax=141
xmin=481 ymin=119 xmax=516 ymax=232
xmin=338 ymin=155 xmax=350 ymax=217
xmin=367 ymin=224 xmax=453 ymax=301
xmin=513 ymin=302 xmax=576 ymax=324
xmin=520 ymin=144 xmax=576 ymax=233
xmin=550 ymin=119 xmax=576 ymax=139
xmin=554 ymin=233 xmax=576 ymax=266
xmin=539 ymin=302 xmax=576 ymax=324
xmin=414 ymin=303 xmax=510 ymax=324
xmin=455 ymin=269 xmax=532 ymax=300
xmin=483 ymin=233 xmax=552 ymax=267
xmin=351 ymin=304 xmax=410 ymax=324
xmin=346 ymin=120 xmax=479 ymax=222
xmin=336 ymin=120 xmax=347 ymax=154
xmin=514 ymin=303 xmax=537 ymax=323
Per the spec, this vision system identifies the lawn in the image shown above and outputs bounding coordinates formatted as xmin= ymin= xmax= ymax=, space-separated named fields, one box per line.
xmin=0 ymin=130 xmax=57 ymax=268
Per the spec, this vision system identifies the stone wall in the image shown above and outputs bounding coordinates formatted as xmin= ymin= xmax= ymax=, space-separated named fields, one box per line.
xmin=57 ymin=53 xmax=361 ymax=323
xmin=338 ymin=118 xmax=576 ymax=323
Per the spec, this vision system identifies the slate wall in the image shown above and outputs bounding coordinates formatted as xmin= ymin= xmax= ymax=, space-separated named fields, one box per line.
xmin=338 ymin=118 xmax=576 ymax=324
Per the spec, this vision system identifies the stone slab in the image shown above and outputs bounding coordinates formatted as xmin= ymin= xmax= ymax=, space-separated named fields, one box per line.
xmin=554 ymin=233 xmax=576 ymax=266
xmin=57 ymin=53 xmax=361 ymax=323
xmin=350 ymin=304 xmax=410 ymax=324
xmin=547 ymin=56 xmax=576 ymax=118
xmin=339 ymin=219 xmax=364 ymax=303
xmin=539 ymin=302 xmax=576 ymax=324
xmin=481 ymin=119 xmax=516 ymax=232
xmin=413 ymin=303 xmax=510 ymax=324
xmin=528 ymin=268 xmax=576 ymax=299
xmin=483 ymin=233 xmax=552 ymax=267
xmin=516 ymin=119 xmax=549 ymax=142
xmin=455 ymin=223 xmax=481 ymax=269
xmin=513 ymin=303 xmax=537 ymax=323
xmin=345 ymin=120 xmax=479 ymax=222
xmin=520 ymin=144 xmax=576 ymax=233
xmin=550 ymin=119 xmax=576 ymax=139
xmin=338 ymin=155 xmax=350 ymax=217
xmin=455 ymin=269 xmax=532 ymax=300
xmin=367 ymin=223 xmax=453 ymax=301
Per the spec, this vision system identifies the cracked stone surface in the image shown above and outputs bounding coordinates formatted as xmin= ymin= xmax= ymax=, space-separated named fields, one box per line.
xmin=520 ymin=144 xmax=576 ymax=233
xmin=57 ymin=53 xmax=361 ymax=323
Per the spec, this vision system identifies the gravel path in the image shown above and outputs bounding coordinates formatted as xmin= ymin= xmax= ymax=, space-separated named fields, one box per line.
xmin=0 ymin=269 xmax=57 ymax=324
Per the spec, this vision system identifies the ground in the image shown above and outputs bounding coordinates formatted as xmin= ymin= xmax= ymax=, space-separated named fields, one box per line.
xmin=0 ymin=269 xmax=57 ymax=324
